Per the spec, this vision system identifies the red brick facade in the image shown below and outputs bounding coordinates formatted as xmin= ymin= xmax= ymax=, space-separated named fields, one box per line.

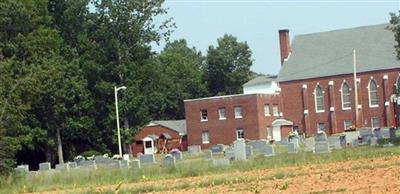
xmin=280 ymin=69 xmax=400 ymax=136
xmin=184 ymin=94 xmax=281 ymax=148
xmin=131 ymin=125 xmax=187 ymax=155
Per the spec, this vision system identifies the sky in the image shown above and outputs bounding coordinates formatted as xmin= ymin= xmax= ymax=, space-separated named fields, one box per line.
xmin=153 ymin=0 xmax=400 ymax=75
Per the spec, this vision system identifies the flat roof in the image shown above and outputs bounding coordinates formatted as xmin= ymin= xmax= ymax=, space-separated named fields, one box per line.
xmin=184 ymin=93 xmax=277 ymax=102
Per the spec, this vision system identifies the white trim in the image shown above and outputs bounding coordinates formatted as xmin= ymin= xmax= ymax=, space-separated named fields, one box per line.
xmin=234 ymin=106 xmax=243 ymax=119
xmin=328 ymin=81 xmax=334 ymax=86
xmin=302 ymin=84 xmax=307 ymax=89
xmin=396 ymin=76 xmax=400 ymax=88
xmin=314 ymin=84 xmax=325 ymax=113
xmin=264 ymin=104 xmax=271 ymax=117
xmin=341 ymin=81 xmax=352 ymax=110
xmin=236 ymin=128 xmax=244 ymax=140
xmin=371 ymin=117 xmax=380 ymax=129
xmin=218 ymin=108 xmax=226 ymax=120
xmin=202 ymin=131 xmax=210 ymax=144
xmin=368 ymin=79 xmax=379 ymax=108
xmin=330 ymin=107 xmax=335 ymax=112
xmin=200 ymin=109 xmax=208 ymax=122
xmin=383 ymin=75 xmax=388 ymax=80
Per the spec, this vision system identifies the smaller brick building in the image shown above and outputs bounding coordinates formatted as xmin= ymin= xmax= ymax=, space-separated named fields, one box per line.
xmin=184 ymin=93 xmax=284 ymax=149
xmin=131 ymin=120 xmax=187 ymax=155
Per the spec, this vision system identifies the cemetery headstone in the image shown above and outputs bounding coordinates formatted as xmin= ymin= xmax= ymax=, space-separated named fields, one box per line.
xmin=315 ymin=142 xmax=330 ymax=154
xmin=327 ymin=136 xmax=342 ymax=149
xmin=288 ymin=142 xmax=298 ymax=154
xmin=79 ymin=160 xmax=97 ymax=169
xmin=188 ymin=145 xmax=202 ymax=155
xmin=68 ymin=162 xmax=77 ymax=169
xmin=55 ymin=163 xmax=70 ymax=171
xmin=123 ymin=154 xmax=131 ymax=161
xmin=373 ymin=128 xmax=383 ymax=139
xmin=74 ymin=155 xmax=85 ymax=166
xmin=170 ymin=149 xmax=183 ymax=160
xmin=210 ymin=144 xmax=225 ymax=153
xmin=339 ymin=134 xmax=347 ymax=148
xmin=205 ymin=150 xmax=213 ymax=160
xmin=15 ymin=165 xmax=29 ymax=175
xmin=120 ymin=159 xmax=129 ymax=168
xmin=212 ymin=158 xmax=230 ymax=167
xmin=245 ymin=145 xmax=253 ymax=158
xmin=39 ymin=162 xmax=51 ymax=171
xmin=250 ymin=140 xmax=268 ymax=151
xmin=224 ymin=147 xmax=235 ymax=160
xmin=381 ymin=128 xmax=390 ymax=139
xmin=234 ymin=139 xmax=247 ymax=160
xmin=163 ymin=154 xmax=176 ymax=167
xmin=139 ymin=154 xmax=156 ymax=164
xmin=315 ymin=131 xmax=328 ymax=142
xmin=130 ymin=159 xmax=141 ymax=169
xmin=261 ymin=144 xmax=275 ymax=157
xmin=370 ymin=136 xmax=378 ymax=146
xmin=389 ymin=127 xmax=396 ymax=139
xmin=95 ymin=156 xmax=113 ymax=166
xmin=106 ymin=160 xmax=121 ymax=168
xmin=305 ymin=138 xmax=315 ymax=152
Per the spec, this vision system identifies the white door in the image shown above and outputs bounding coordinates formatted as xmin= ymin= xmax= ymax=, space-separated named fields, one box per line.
xmin=143 ymin=137 xmax=155 ymax=154
xmin=272 ymin=126 xmax=281 ymax=141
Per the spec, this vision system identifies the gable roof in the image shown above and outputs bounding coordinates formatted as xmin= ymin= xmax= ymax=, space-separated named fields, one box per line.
xmin=243 ymin=75 xmax=278 ymax=87
xmin=148 ymin=120 xmax=187 ymax=135
xmin=278 ymin=23 xmax=400 ymax=82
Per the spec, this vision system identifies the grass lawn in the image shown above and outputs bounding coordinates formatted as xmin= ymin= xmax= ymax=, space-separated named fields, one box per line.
xmin=1 ymin=145 xmax=400 ymax=194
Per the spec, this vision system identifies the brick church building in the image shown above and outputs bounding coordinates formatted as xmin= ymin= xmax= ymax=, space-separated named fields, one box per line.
xmin=278 ymin=24 xmax=400 ymax=136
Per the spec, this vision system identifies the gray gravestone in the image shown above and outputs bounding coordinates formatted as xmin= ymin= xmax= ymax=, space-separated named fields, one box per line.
xmin=107 ymin=160 xmax=121 ymax=168
xmin=389 ymin=128 xmax=396 ymax=139
xmin=373 ymin=128 xmax=383 ymax=139
xmin=315 ymin=142 xmax=330 ymax=153
xmin=224 ymin=147 xmax=235 ymax=160
xmin=234 ymin=139 xmax=247 ymax=160
xmin=339 ymin=134 xmax=347 ymax=148
xmin=250 ymin=140 xmax=268 ymax=151
xmin=139 ymin=154 xmax=156 ymax=164
xmin=123 ymin=154 xmax=131 ymax=161
xmin=327 ymin=136 xmax=342 ymax=149
xmin=205 ymin=150 xmax=213 ymax=160
xmin=370 ymin=137 xmax=378 ymax=146
xmin=95 ymin=156 xmax=113 ymax=166
xmin=79 ymin=160 xmax=97 ymax=169
xmin=120 ymin=160 xmax=129 ymax=168
xmin=15 ymin=165 xmax=29 ymax=175
xmin=55 ymin=163 xmax=69 ymax=171
xmin=305 ymin=138 xmax=315 ymax=152
xmin=381 ymin=128 xmax=390 ymax=139
xmin=212 ymin=158 xmax=230 ymax=167
xmin=261 ymin=144 xmax=275 ymax=157
xmin=288 ymin=135 xmax=300 ymax=148
xmin=315 ymin=131 xmax=328 ymax=142
xmin=68 ymin=162 xmax=77 ymax=169
xmin=188 ymin=145 xmax=202 ymax=155
xmin=170 ymin=150 xmax=183 ymax=160
xmin=130 ymin=159 xmax=141 ymax=169
xmin=245 ymin=145 xmax=253 ymax=158
xmin=163 ymin=154 xmax=176 ymax=167
xmin=39 ymin=162 xmax=51 ymax=171
xmin=288 ymin=142 xmax=298 ymax=154
xmin=210 ymin=144 xmax=225 ymax=153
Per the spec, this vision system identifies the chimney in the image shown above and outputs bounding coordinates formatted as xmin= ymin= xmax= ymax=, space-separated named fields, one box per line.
xmin=279 ymin=29 xmax=291 ymax=65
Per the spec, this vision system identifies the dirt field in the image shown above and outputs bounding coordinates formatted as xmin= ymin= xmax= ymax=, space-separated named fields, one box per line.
xmin=48 ymin=155 xmax=400 ymax=194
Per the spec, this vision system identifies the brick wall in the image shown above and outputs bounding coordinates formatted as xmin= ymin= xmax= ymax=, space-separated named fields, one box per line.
xmin=280 ymin=69 xmax=400 ymax=136
xmin=184 ymin=94 xmax=281 ymax=149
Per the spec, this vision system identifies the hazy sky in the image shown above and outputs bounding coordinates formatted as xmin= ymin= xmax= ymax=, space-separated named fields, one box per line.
xmin=153 ymin=0 xmax=400 ymax=75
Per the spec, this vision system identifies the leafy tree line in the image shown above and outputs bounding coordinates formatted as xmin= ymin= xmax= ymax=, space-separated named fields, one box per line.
xmin=0 ymin=0 xmax=254 ymax=174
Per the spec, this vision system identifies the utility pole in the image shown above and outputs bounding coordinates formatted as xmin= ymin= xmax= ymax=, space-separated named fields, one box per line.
xmin=353 ymin=49 xmax=359 ymax=128
xmin=114 ymin=86 xmax=127 ymax=157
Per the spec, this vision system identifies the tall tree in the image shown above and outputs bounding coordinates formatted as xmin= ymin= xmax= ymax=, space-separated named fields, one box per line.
xmin=157 ymin=39 xmax=207 ymax=119
xmin=203 ymin=34 xmax=253 ymax=96
xmin=389 ymin=12 xmax=400 ymax=97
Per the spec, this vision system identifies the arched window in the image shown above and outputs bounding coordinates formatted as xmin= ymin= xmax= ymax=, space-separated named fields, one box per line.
xmin=341 ymin=82 xmax=351 ymax=109
xmin=368 ymin=79 xmax=379 ymax=107
xmin=315 ymin=85 xmax=324 ymax=112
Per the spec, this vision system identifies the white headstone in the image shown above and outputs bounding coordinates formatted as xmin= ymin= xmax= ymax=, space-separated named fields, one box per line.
xmin=234 ymin=139 xmax=247 ymax=160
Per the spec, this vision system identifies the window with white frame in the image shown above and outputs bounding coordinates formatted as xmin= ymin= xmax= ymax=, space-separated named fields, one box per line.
xmin=236 ymin=128 xmax=244 ymax=139
xmin=315 ymin=85 xmax=324 ymax=112
xmin=344 ymin=119 xmax=352 ymax=130
xmin=200 ymin=109 xmax=208 ymax=121
xmin=371 ymin=117 xmax=380 ymax=129
xmin=272 ymin=105 xmax=279 ymax=116
xmin=202 ymin=131 xmax=210 ymax=144
xmin=264 ymin=104 xmax=270 ymax=116
xmin=267 ymin=127 xmax=272 ymax=137
xmin=341 ymin=82 xmax=352 ymax=109
xmin=368 ymin=79 xmax=379 ymax=107
xmin=218 ymin=108 xmax=226 ymax=120
xmin=234 ymin=106 xmax=242 ymax=118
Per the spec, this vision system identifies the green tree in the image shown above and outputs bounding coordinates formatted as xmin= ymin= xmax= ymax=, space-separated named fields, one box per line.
xmin=389 ymin=12 xmax=400 ymax=97
xmin=203 ymin=34 xmax=253 ymax=96
xmin=157 ymin=39 xmax=207 ymax=119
